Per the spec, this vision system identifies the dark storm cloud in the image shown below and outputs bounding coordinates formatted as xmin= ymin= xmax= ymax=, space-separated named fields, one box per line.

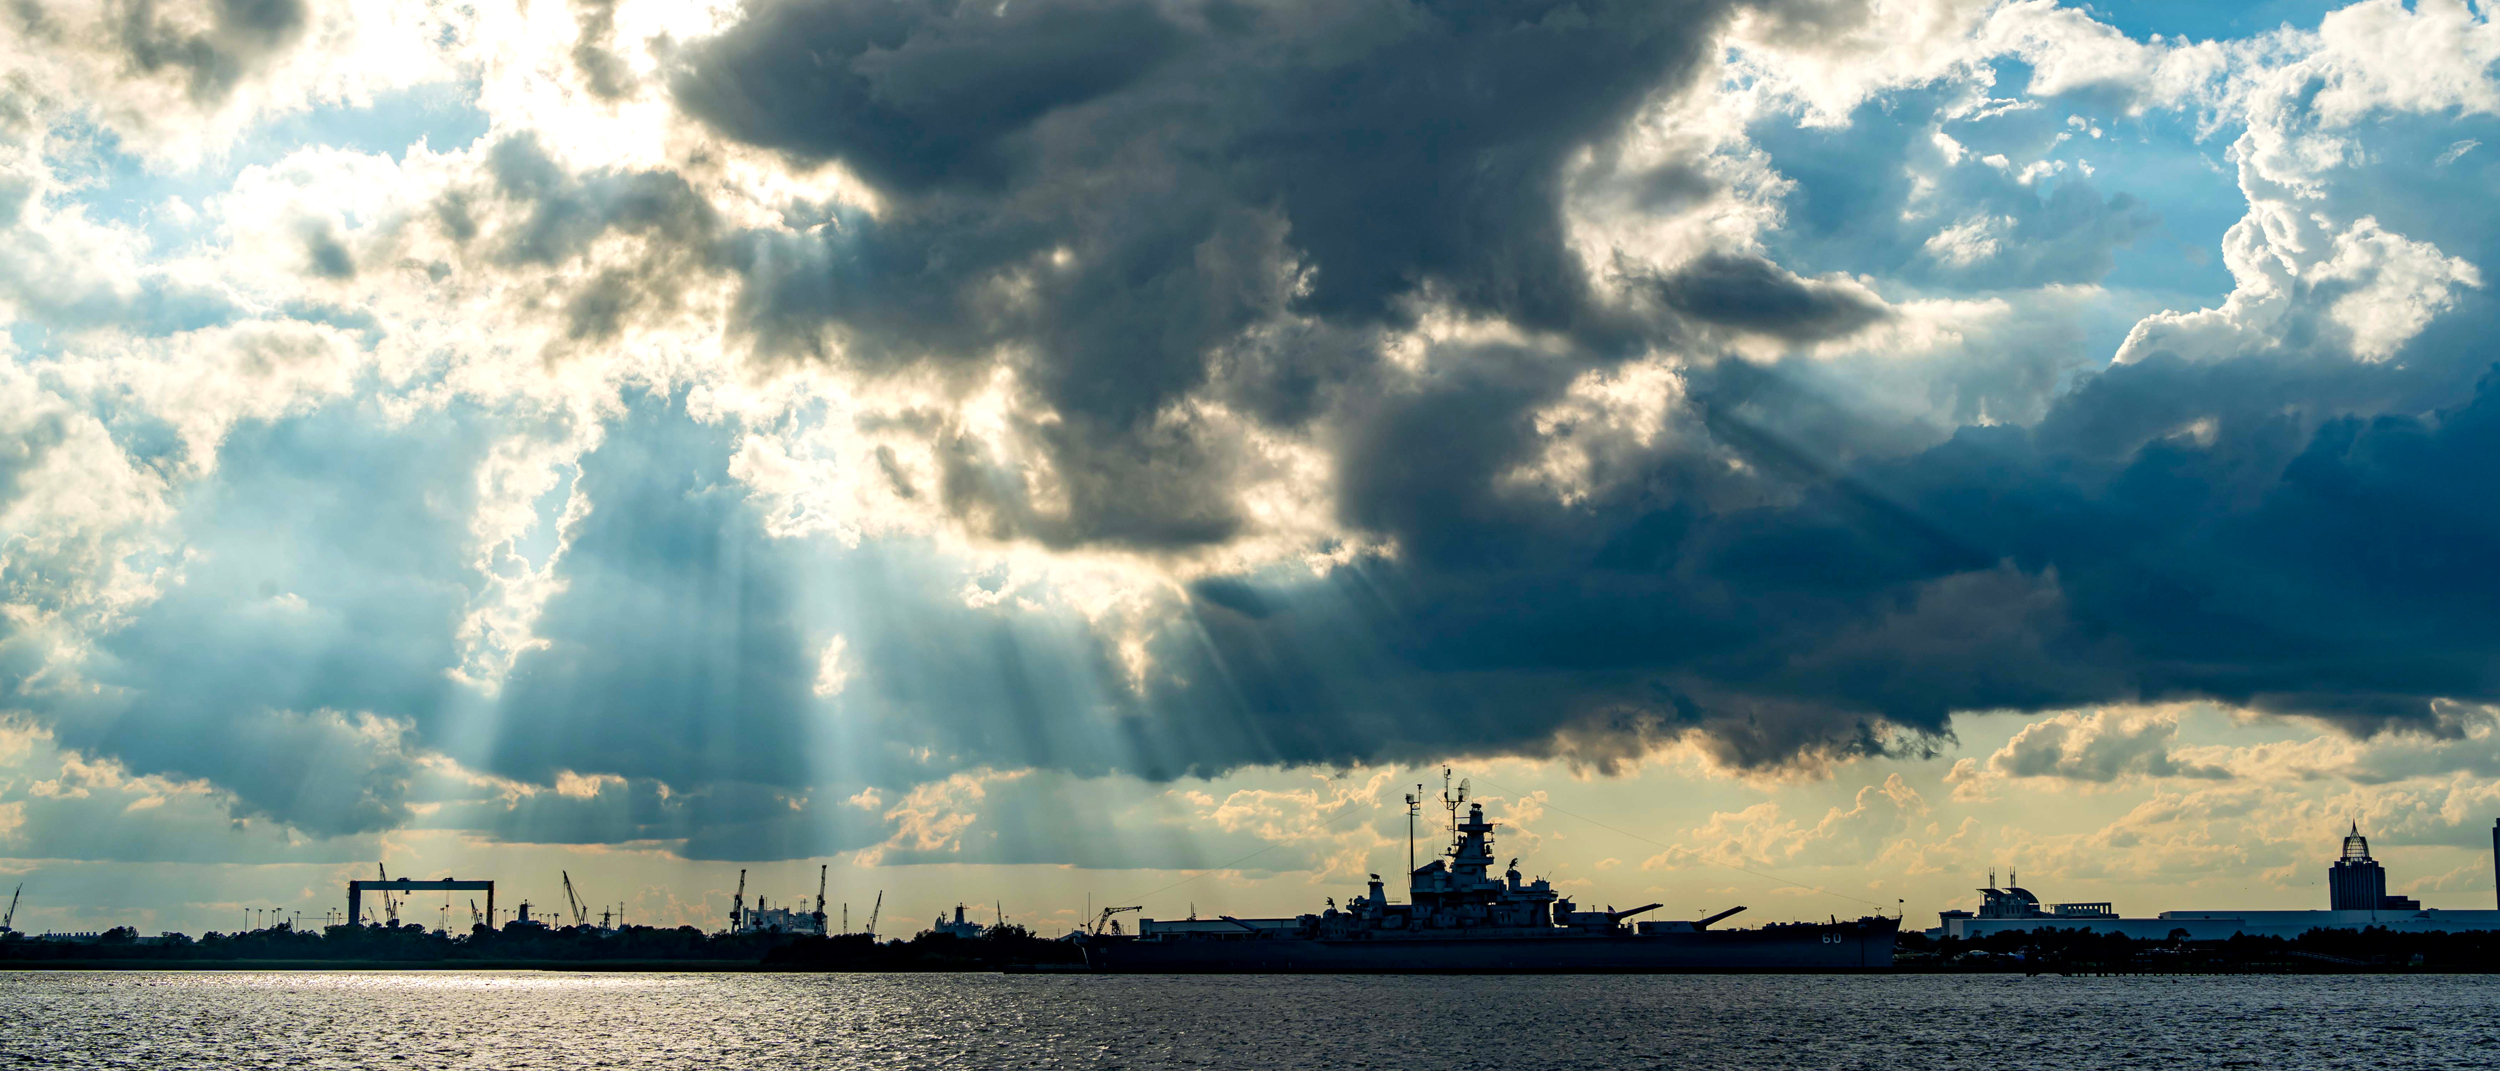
xmin=653 ymin=1 xmax=2500 ymax=781
xmin=1138 ymin=347 xmax=2500 ymax=773
xmin=436 ymin=133 xmax=733 ymax=356
xmin=19 ymin=0 xmax=2500 ymax=866
xmin=1649 ymin=253 xmax=1889 ymax=342
xmin=678 ymin=0 xmax=1183 ymax=191
xmin=109 ymin=0 xmax=310 ymax=106
xmin=678 ymin=0 xmax=1743 ymax=550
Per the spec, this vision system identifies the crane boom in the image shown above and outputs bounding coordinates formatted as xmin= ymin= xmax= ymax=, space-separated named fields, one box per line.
xmin=731 ymin=869 xmax=747 ymax=933
xmin=377 ymin=864 xmax=399 ymax=925
xmin=865 ymin=890 xmax=882 ymax=938
xmin=562 ymin=871 xmax=588 ymax=927
xmin=813 ymin=864 xmax=828 ymax=935
xmin=2 ymin=884 xmax=18 ymax=933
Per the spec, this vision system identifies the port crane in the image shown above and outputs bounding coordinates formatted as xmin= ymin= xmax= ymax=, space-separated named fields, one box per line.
xmin=1091 ymin=905 xmax=1142 ymax=935
xmin=1 ymin=884 xmax=17 ymax=934
xmin=376 ymin=864 xmax=400 ymax=926
xmin=865 ymin=890 xmax=882 ymax=938
xmin=731 ymin=869 xmax=747 ymax=932
xmin=469 ymin=900 xmax=483 ymax=929
xmin=811 ymin=865 xmax=828 ymax=936
xmin=562 ymin=871 xmax=588 ymax=927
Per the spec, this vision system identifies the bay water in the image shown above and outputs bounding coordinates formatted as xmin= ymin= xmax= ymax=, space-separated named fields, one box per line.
xmin=4 ymin=970 xmax=2491 ymax=1068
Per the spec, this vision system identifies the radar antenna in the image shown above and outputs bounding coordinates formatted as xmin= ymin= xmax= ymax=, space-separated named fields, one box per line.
xmin=1404 ymin=788 xmax=1422 ymax=877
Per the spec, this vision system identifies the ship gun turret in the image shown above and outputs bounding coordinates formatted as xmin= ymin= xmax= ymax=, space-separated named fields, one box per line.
xmin=1564 ymin=902 xmax=1663 ymax=932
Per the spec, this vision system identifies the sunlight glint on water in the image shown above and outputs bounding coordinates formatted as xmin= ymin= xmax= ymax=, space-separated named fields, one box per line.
xmin=3 ymin=971 xmax=2495 ymax=1069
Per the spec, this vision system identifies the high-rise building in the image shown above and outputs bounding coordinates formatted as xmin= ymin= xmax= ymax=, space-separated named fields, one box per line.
xmin=2328 ymin=823 xmax=2419 ymax=911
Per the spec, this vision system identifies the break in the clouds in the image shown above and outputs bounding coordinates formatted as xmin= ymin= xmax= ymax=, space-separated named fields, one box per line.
xmin=2 ymin=0 xmax=2499 ymax=865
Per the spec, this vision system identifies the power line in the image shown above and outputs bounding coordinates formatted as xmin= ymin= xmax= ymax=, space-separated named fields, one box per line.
xmin=1467 ymin=771 xmax=1887 ymax=909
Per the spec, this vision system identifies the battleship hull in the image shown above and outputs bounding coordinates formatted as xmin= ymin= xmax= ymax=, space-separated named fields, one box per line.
xmin=1080 ymin=915 xmax=1896 ymax=973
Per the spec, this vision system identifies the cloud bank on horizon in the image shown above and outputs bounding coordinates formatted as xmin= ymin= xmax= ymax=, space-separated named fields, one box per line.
xmin=2 ymin=0 xmax=2498 ymax=866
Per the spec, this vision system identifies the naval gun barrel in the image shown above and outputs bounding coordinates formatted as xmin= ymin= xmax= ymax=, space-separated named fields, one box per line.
xmin=1693 ymin=906 xmax=1747 ymax=930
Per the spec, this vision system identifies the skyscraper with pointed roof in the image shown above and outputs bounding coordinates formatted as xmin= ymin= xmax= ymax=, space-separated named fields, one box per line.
xmin=2328 ymin=823 xmax=2419 ymax=912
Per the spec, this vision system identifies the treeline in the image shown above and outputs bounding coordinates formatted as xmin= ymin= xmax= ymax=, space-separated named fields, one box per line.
xmin=1898 ymin=927 xmax=2500 ymax=972
xmin=0 ymin=922 xmax=1082 ymax=970
xmin=762 ymin=927 xmax=1085 ymax=970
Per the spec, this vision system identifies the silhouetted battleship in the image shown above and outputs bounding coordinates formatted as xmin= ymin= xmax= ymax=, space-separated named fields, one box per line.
xmin=1078 ymin=796 xmax=1895 ymax=972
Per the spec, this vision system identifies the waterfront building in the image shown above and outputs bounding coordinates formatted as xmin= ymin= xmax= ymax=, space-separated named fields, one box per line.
xmin=2328 ymin=824 xmax=2419 ymax=911
xmin=1933 ymin=823 xmax=2500 ymax=940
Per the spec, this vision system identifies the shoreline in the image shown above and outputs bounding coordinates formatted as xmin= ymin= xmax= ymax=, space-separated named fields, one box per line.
xmin=4 ymin=961 xmax=2493 ymax=975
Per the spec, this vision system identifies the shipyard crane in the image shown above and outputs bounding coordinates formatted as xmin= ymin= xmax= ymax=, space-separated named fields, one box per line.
xmin=1 ymin=884 xmax=17 ymax=934
xmin=811 ymin=865 xmax=828 ymax=936
xmin=562 ymin=871 xmax=588 ymax=927
xmin=469 ymin=900 xmax=483 ymax=929
xmin=865 ymin=891 xmax=882 ymax=939
xmin=376 ymin=864 xmax=400 ymax=926
xmin=731 ymin=869 xmax=747 ymax=933
xmin=1091 ymin=905 xmax=1142 ymax=936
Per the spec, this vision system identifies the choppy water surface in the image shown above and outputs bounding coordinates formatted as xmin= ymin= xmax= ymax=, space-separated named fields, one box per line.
xmin=3 ymin=971 xmax=2494 ymax=1069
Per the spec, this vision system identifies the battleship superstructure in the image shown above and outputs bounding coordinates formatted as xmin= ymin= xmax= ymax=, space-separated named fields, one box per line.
xmin=1079 ymin=783 xmax=1896 ymax=972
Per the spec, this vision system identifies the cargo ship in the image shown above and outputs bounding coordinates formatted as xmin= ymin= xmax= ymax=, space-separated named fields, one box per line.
xmin=1077 ymin=791 xmax=1895 ymax=972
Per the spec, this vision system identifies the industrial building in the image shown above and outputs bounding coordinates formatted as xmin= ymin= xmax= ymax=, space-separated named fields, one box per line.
xmin=1934 ymin=822 xmax=2500 ymax=940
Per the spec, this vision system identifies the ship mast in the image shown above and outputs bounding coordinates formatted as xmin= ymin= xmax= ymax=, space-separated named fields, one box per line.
xmin=1405 ymin=786 xmax=1422 ymax=879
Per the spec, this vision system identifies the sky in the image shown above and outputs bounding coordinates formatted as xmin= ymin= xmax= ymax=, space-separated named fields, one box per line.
xmin=2 ymin=0 xmax=2499 ymax=939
